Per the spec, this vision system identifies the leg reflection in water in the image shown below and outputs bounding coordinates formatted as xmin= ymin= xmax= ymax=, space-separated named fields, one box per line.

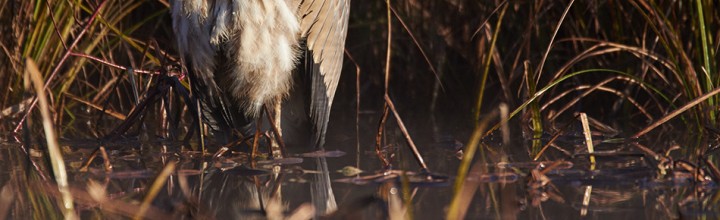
xmin=193 ymin=155 xmax=337 ymax=218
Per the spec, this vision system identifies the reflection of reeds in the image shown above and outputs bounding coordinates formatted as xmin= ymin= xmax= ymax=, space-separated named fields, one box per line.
xmin=134 ymin=161 xmax=175 ymax=220
xmin=447 ymin=112 xmax=495 ymax=219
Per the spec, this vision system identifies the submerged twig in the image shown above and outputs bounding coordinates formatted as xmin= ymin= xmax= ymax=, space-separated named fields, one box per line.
xmin=79 ymin=146 xmax=113 ymax=172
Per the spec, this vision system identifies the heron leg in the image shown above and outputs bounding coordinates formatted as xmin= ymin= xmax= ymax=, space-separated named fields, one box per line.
xmin=270 ymin=96 xmax=284 ymax=158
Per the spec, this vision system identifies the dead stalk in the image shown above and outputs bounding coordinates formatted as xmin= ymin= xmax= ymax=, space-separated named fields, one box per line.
xmin=579 ymin=113 xmax=596 ymax=168
xmin=384 ymin=95 xmax=428 ymax=171
xmin=26 ymin=58 xmax=77 ymax=219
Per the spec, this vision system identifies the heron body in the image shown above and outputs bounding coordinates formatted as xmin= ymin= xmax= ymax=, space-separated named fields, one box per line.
xmin=171 ymin=0 xmax=350 ymax=148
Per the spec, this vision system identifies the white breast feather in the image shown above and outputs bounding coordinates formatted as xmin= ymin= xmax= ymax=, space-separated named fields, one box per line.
xmin=172 ymin=0 xmax=301 ymax=117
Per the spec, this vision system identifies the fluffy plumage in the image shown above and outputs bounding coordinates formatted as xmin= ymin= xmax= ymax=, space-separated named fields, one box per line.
xmin=171 ymin=0 xmax=350 ymax=149
xmin=174 ymin=0 xmax=300 ymax=117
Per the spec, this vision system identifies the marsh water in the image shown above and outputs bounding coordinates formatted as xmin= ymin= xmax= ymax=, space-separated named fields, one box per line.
xmin=1 ymin=91 xmax=718 ymax=219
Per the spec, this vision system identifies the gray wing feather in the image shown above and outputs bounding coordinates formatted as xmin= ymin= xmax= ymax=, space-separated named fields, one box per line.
xmin=296 ymin=0 xmax=350 ymax=148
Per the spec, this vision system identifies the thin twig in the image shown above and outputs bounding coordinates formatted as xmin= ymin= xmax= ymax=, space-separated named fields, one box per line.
xmin=374 ymin=0 xmax=393 ymax=169
xmin=44 ymin=0 xmax=68 ymax=50
xmin=630 ymin=142 xmax=664 ymax=161
xmin=70 ymin=52 xmax=161 ymax=75
xmin=388 ymin=6 xmax=442 ymax=89
xmin=79 ymin=148 xmax=99 ymax=172
xmin=384 ymin=95 xmax=428 ymax=171
xmin=343 ymin=49 xmax=362 ymax=172
xmin=375 ymin=106 xmax=392 ymax=168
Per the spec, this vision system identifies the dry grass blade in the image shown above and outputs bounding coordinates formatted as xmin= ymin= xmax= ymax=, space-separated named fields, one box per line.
xmin=133 ymin=161 xmax=176 ymax=220
xmin=579 ymin=113 xmax=596 ymax=169
xmin=705 ymin=157 xmax=720 ymax=184
xmin=534 ymin=0 xmax=576 ymax=85
xmin=484 ymin=69 xmax=622 ymax=138
xmin=633 ymin=86 xmax=720 ymax=138
xmin=25 ymin=58 xmax=77 ymax=220
xmin=544 ymin=76 xmax=654 ymax=121
xmin=630 ymin=142 xmax=664 ymax=161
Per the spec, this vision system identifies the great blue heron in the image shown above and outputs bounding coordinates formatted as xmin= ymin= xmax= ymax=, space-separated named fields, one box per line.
xmin=171 ymin=1 xmax=349 ymax=215
xmin=171 ymin=0 xmax=350 ymax=149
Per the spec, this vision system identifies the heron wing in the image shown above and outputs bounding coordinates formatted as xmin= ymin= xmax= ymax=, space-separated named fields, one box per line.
xmin=296 ymin=0 xmax=350 ymax=148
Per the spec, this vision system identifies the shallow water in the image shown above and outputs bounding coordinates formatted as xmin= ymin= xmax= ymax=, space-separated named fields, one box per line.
xmin=1 ymin=100 xmax=718 ymax=220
